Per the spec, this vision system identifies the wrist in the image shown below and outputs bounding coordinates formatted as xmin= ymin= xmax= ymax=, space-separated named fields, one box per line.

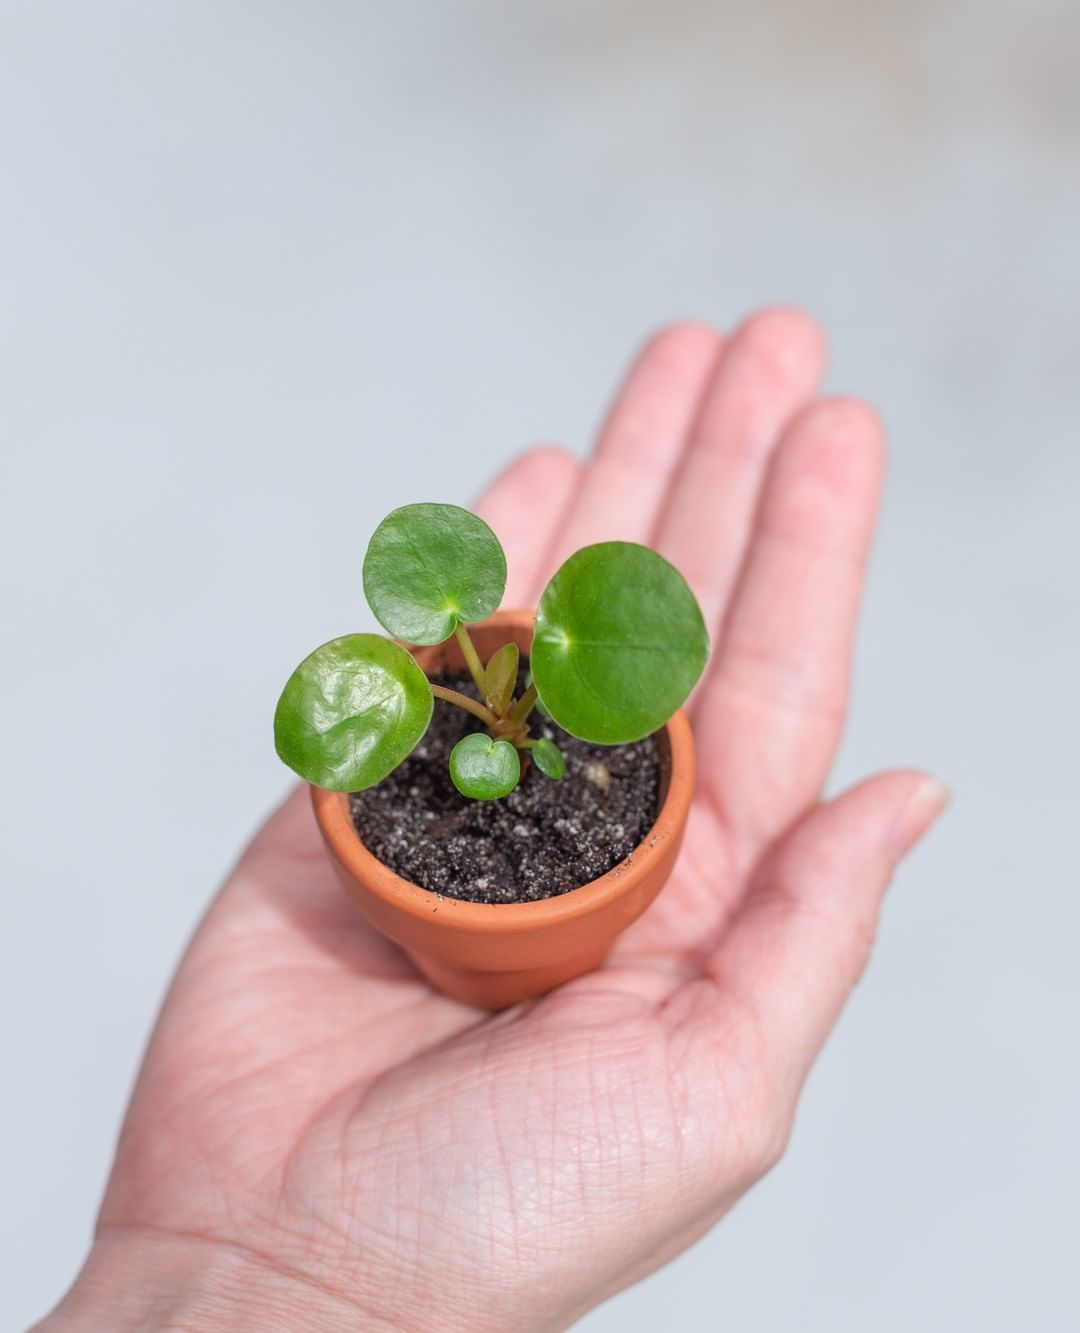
xmin=36 ymin=1226 xmax=397 ymax=1333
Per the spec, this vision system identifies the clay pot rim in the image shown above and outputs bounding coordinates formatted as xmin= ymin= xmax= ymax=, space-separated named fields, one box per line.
xmin=310 ymin=611 xmax=695 ymax=936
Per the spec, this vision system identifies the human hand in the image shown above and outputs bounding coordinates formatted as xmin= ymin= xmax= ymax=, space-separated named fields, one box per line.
xmin=41 ymin=312 xmax=948 ymax=1332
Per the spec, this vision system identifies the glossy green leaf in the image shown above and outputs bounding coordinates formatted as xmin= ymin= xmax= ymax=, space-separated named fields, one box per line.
xmin=362 ymin=503 xmax=507 ymax=645
xmin=484 ymin=641 xmax=519 ymax=712
xmin=449 ymin=733 xmax=521 ymax=800
xmin=530 ymin=737 xmax=565 ymax=780
xmin=274 ymin=634 xmax=433 ymax=791
xmin=531 ymin=542 xmax=708 ymax=744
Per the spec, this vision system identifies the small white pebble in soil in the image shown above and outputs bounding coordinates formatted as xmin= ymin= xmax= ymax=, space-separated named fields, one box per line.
xmin=584 ymin=760 xmax=611 ymax=790
xmin=474 ymin=877 xmax=489 ymax=891
xmin=513 ymin=822 xmax=532 ymax=837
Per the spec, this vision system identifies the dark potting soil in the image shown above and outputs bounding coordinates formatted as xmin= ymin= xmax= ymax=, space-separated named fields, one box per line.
xmin=349 ymin=667 xmax=661 ymax=904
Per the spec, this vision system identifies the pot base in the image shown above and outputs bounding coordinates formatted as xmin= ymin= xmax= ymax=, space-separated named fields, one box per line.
xmin=407 ymin=944 xmax=610 ymax=1009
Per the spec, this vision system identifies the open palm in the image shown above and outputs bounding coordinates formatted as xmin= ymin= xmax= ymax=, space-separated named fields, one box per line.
xmin=45 ymin=312 xmax=945 ymax=1333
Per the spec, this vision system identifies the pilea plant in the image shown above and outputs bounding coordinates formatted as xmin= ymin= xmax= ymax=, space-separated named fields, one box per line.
xmin=274 ymin=503 xmax=708 ymax=800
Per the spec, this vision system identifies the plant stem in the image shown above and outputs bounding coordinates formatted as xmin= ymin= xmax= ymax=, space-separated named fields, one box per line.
xmin=429 ymin=683 xmax=499 ymax=728
xmin=454 ymin=624 xmax=487 ymax=697
xmin=507 ymin=682 xmax=538 ymax=726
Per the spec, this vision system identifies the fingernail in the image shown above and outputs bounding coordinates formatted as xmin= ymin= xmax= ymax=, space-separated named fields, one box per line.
xmin=890 ymin=778 xmax=951 ymax=859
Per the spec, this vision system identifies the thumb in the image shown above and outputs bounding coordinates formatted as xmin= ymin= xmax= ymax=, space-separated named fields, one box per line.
xmin=708 ymin=769 xmax=950 ymax=1092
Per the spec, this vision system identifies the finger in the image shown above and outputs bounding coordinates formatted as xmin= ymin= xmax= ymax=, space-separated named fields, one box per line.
xmin=541 ymin=322 xmax=723 ymax=571
xmin=472 ymin=445 xmax=582 ymax=606
xmin=695 ymin=396 xmax=887 ymax=850
xmin=655 ymin=308 xmax=825 ymax=641
xmin=706 ymin=770 xmax=949 ymax=1095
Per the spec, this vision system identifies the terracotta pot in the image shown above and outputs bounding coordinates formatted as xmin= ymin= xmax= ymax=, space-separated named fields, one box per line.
xmin=311 ymin=610 xmax=695 ymax=1009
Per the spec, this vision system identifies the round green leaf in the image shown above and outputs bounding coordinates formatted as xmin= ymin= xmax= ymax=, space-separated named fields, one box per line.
xmin=362 ymin=503 xmax=507 ymax=645
xmin=449 ymin=733 xmax=521 ymax=800
xmin=530 ymin=737 xmax=565 ymax=780
xmin=274 ymin=634 xmax=433 ymax=791
xmin=532 ymin=542 xmax=708 ymax=744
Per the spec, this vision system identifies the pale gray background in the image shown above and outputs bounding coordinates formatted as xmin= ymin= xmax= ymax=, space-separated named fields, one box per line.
xmin=2 ymin=3 xmax=1077 ymax=1329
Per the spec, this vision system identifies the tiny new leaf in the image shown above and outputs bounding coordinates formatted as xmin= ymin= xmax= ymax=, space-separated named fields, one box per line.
xmin=484 ymin=641 xmax=519 ymax=712
xmin=274 ymin=634 xmax=433 ymax=791
xmin=449 ymin=733 xmax=521 ymax=800
xmin=362 ymin=503 xmax=506 ymax=645
xmin=531 ymin=541 xmax=708 ymax=744
xmin=525 ymin=667 xmax=551 ymax=718
xmin=530 ymin=737 xmax=565 ymax=780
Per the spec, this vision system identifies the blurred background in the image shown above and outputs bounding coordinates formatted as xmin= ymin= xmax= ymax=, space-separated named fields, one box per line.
xmin=2 ymin=2 xmax=1077 ymax=1328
